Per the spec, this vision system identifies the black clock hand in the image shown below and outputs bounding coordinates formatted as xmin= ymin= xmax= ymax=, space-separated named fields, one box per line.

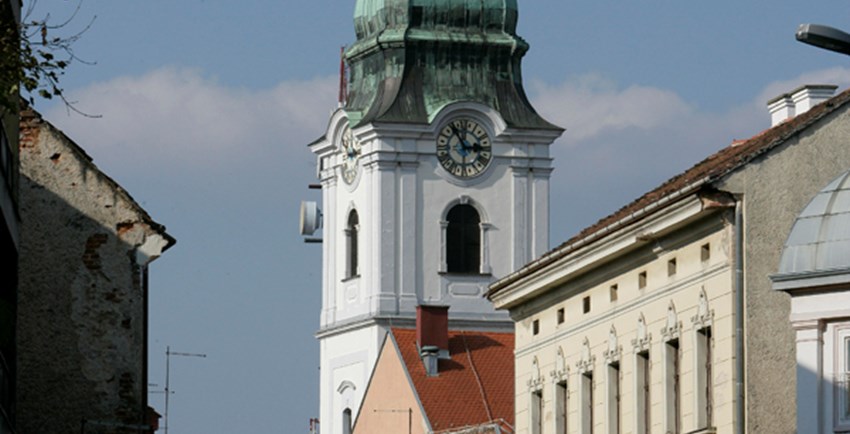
xmin=450 ymin=125 xmax=470 ymax=154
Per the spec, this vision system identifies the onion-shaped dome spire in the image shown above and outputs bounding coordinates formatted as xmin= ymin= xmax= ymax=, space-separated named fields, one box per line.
xmin=345 ymin=0 xmax=559 ymax=130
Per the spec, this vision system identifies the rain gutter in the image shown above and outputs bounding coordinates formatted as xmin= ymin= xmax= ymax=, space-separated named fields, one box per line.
xmin=734 ymin=199 xmax=745 ymax=434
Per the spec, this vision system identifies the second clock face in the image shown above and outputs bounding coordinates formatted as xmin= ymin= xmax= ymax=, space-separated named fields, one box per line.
xmin=436 ymin=118 xmax=492 ymax=178
xmin=341 ymin=125 xmax=361 ymax=185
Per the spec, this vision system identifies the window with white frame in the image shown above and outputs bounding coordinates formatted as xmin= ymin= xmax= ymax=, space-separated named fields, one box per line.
xmin=342 ymin=407 xmax=352 ymax=434
xmin=694 ymin=326 xmax=713 ymax=429
xmin=836 ymin=327 xmax=850 ymax=430
xmin=665 ymin=339 xmax=680 ymax=434
xmin=531 ymin=388 xmax=543 ymax=434
xmin=345 ymin=210 xmax=359 ymax=278
xmin=635 ymin=350 xmax=650 ymax=434
xmin=555 ymin=380 xmax=568 ymax=434
xmin=582 ymin=371 xmax=594 ymax=433
xmin=446 ymin=204 xmax=481 ymax=273
xmin=607 ymin=361 xmax=621 ymax=434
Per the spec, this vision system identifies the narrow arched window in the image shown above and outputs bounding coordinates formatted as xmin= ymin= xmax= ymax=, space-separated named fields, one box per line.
xmin=346 ymin=210 xmax=359 ymax=278
xmin=342 ymin=408 xmax=352 ymax=434
xmin=446 ymin=204 xmax=480 ymax=273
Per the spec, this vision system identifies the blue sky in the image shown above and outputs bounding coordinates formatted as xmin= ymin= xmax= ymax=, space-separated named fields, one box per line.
xmin=26 ymin=1 xmax=850 ymax=432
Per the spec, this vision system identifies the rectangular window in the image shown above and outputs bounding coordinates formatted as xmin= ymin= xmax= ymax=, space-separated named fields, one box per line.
xmin=583 ymin=296 xmax=591 ymax=314
xmin=557 ymin=308 xmax=565 ymax=325
xmin=635 ymin=350 xmax=650 ymax=434
xmin=582 ymin=371 xmax=594 ymax=434
xmin=701 ymin=243 xmax=711 ymax=262
xmin=531 ymin=389 xmax=543 ymax=434
xmin=607 ymin=362 xmax=620 ymax=434
xmin=845 ymin=337 xmax=850 ymax=420
xmin=667 ymin=258 xmax=677 ymax=276
xmin=555 ymin=380 xmax=568 ymax=434
xmin=695 ymin=327 xmax=713 ymax=428
xmin=533 ymin=319 xmax=540 ymax=336
xmin=638 ymin=271 xmax=647 ymax=289
xmin=610 ymin=284 xmax=618 ymax=302
xmin=665 ymin=339 xmax=680 ymax=434
xmin=837 ymin=332 xmax=850 ymax=430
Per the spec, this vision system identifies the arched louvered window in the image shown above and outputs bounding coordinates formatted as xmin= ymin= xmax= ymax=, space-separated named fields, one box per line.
xmin=446 ymin=204 xmax=480 ymax=273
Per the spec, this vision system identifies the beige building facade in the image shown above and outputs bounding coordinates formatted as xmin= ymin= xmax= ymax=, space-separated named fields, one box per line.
xmin=489 ymin=84 xmax=850 ymax=434
xmin=494 ymin=197 xmax=734 ymax=434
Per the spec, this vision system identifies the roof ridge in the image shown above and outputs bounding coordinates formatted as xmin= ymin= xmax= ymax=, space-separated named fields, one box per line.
xmin=489 ymin=86 xmax=850 ymax=296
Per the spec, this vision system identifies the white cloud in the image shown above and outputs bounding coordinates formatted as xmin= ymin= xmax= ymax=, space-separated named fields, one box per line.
xmin=527 ymin=69 xmax=849 ymax=239
xmin=45 ymin=67 xmax=338 ymax=172
xmin=529 ymin=75 xmax=695 ymax=144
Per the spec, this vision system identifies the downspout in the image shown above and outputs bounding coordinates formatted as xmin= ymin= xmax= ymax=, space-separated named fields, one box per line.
xmin=734 ymin=199 xmax=745 ymax=434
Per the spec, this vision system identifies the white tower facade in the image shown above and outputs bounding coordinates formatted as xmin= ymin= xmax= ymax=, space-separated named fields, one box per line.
xmin=308 ymin=2 xmax=563 ymax=432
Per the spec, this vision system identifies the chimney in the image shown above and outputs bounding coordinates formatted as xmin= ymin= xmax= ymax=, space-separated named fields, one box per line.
xmin=768 ymin=84 xmax=838 ymax=126
xmin=416 ymin=305 xmax=449 ymax=376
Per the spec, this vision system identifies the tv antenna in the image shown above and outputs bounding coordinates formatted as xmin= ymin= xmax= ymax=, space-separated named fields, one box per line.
xmin=164 ymin=346 xmax=207 ymax=434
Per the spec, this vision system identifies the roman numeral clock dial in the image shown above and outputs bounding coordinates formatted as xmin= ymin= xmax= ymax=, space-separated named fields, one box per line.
xmin=436 ymin=118 xmax=492 ymax=178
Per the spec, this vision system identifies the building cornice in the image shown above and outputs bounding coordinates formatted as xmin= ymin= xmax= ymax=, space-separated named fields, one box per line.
xmin=489 ymin=191 xmax=710 ymax=310
xmin=316 ymin=314 xmax=512 ymax=339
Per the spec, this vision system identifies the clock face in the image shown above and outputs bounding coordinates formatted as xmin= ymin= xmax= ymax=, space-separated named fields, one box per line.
xmin=341 ymin=125 xmax=361 ymax=185
xmin=436 ymin=118 xmax=492 ymax=178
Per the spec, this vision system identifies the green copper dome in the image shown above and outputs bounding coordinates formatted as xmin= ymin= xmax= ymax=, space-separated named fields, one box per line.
xmin=344 ymin=0 xmax=558 ymax=130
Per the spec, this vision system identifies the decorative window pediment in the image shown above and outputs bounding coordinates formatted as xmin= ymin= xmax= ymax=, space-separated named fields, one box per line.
xmin=661 ymin=302 xmax=681 ymax=342
xmin=528 ymin=356 xmax=544 ymax=391
xmin=551 ymin=346 xmax=569 ymax=383
xmin=577 ymin=338 xmax=596 ymax=374
xmin=632 ymin=313 xmax=652 ymax=352
xmin=603 ymin=326 xmax=621 ymax=365
xmin=691 ymin=288 xmax=714 ymax=329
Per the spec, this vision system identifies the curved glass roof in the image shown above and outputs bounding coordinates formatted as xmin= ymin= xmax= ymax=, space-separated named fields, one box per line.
xmin=778 ymin=170 xmax=850 ymax=277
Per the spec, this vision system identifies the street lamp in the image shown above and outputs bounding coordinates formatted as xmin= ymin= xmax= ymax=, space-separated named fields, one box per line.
xmin=796 ymin=23 xmax=850 ymax=56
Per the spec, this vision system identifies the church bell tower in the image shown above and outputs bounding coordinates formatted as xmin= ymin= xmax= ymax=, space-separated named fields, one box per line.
xmin=308 ymin=1 xmax=563 ymax=432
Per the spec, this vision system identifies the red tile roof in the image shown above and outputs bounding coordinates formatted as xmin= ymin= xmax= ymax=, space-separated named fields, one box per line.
xmin=391 ymin=328 xmax=514 ymax=433
xmin=488 ymin=87 xmax=850 ymax=297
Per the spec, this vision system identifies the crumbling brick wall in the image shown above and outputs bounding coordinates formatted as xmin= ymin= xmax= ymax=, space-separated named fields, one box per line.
xmin=16 ymin=108 xmax=172 ymax=433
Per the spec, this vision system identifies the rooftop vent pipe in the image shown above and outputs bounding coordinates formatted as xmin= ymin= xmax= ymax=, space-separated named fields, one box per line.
xmin=420 ymin=346 xmax=440 ymax=377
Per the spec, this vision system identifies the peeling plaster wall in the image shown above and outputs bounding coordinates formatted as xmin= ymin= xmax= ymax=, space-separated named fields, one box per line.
xmin=16 ymin=112 xmax=166 ymax=433
xmin=716 ymin=105 xmax=850 ymax=434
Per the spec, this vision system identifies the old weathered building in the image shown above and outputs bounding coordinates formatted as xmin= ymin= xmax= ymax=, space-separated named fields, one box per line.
xmin=488 ymin=84 xmax=850 ymax=434
xmin=17 ymin=107 xmax=173 ymax=433
xmin=772 ymin=167 xmax=850 ymax=433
